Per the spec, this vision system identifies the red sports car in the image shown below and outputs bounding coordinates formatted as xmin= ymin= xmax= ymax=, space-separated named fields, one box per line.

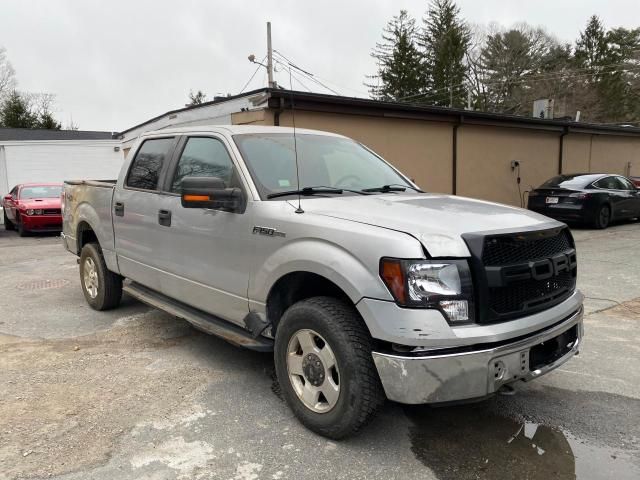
xmin=632 ymin=176 xmax=640 ymax=188
xmin=2 ymin=183 xmax=63 ymax=236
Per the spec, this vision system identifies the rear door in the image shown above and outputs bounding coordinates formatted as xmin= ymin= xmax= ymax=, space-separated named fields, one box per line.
xmin=154 ymin=134 xmax=255 ymax=325
xmin=113 ymin=136 xmax=178 ymax=291
xmin=593 ymin=176 xmax=628 ymax=218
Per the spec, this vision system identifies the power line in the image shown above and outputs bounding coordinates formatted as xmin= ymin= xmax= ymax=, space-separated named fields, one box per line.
xmin=239 ymin=55 xmax=267 ymax=94
xmin=272 ymin=50 xmax=341 ymax=95
xmin=274 ymin=49 xmax=371 ymax=98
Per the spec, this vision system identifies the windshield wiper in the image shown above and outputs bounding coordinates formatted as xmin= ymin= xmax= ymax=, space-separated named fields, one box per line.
xmin=361 ymin=184 xmax=424 ymax=193
xmin=267 ymin=186 xmax=344 ymax=199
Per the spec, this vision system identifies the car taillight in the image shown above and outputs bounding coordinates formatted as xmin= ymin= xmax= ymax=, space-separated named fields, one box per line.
xmin=569 ymin=193 xmax=590 ymax=200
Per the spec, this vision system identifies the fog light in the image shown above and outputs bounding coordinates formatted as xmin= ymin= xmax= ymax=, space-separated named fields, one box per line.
xmin=439 ymin=300 xmax=469 ymax=323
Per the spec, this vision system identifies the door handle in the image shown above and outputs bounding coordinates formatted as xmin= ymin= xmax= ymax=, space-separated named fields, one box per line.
xmin=114 ymin=202 xmax=124 ymax=216
xmin=158 ymin=209 xmax=172 ymax=227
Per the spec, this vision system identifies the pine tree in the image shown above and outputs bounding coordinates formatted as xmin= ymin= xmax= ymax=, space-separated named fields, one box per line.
xmin=367 ymin=10 xmax=424 ymax=101
xmin=574 ymin=15 xmax=607 ymax=75
xmin=37 ymin=110 xmax=62 ymax=130
xmin=574 ymin=16 xmax=640 ymax=122
xmin=419 ymin=0 xmax=470 ymax=107
xmin=479 ymin=26 xmax=558 ymax=114
xmin=0 ymin=90 xmax=37 ymax=128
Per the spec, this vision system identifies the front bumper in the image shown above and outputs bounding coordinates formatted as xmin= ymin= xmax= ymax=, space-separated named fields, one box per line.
xmin=21 ymin=214 xmax=62 ymax=231
xmin=372 ymin=305 xmax=583 ymax=404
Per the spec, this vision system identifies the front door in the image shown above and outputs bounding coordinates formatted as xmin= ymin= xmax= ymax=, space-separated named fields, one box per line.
xmin=112 ymin=136 xmax=178 ymax=291
xmin=155 ymin=135 xmax=254 ymax=325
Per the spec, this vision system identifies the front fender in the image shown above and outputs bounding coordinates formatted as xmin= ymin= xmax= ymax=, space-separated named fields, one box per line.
xmin=251 ymin=238 xmax=390 ymax=307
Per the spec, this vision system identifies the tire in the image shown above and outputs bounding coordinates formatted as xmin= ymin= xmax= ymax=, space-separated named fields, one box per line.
xmin=79 ymin=242 xmax=123 ymax=310
xmin=593 ymin=204 xmax=611 ymax=229
xmin=3 ymin=211 xmax=14 ymax=231
xmin=16 ymin=215 xmax=28 ymax=237
xmin=274 ymin=296 xmax=384 ymax=439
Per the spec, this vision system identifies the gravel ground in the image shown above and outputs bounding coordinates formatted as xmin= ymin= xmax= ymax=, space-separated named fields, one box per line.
xmin=0 ymin=223 xmax=639 ymax=480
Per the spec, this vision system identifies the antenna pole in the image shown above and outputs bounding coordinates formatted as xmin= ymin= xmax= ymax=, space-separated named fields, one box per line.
xmin=267 ymin=22 xmax=275 ymax=88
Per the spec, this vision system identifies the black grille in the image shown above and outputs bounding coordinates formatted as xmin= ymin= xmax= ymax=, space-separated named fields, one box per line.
xmin=465 ymin=227 xmax=577 ymax=323
xmin=44 ymin=209 xmax=61 ymax=215
xmin=482 ymin=229 xmax=571 ymax=266
xmin=489 ymin=270 xmax=574 ymax=315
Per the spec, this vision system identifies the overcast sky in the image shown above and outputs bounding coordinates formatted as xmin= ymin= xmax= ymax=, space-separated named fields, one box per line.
xmin=1 ymin=0 xmax=638 ymax=132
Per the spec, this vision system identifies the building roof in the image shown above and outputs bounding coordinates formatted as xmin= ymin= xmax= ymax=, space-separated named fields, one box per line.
xmin=118 ymin=88 xmax=640 ymax=138
xmin=0 ymin=127 xmax=115 ymax=141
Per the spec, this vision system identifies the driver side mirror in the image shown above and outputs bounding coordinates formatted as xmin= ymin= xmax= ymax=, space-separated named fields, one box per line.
xmin=181 ymin=176 xmax=244 ymax=213
xmin=3 ymin=194 xmax=12 ymax=202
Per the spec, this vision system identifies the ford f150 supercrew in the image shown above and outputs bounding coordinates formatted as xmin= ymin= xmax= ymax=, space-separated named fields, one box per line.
xmin=62 ymin=125 xmax=583 ymax=438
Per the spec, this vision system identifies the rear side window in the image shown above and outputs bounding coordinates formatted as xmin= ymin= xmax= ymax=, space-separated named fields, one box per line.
xmin=126 ymin=138 xmax=175 ymax=190
xmin=594 ymin=177 xmax=618 ymax=189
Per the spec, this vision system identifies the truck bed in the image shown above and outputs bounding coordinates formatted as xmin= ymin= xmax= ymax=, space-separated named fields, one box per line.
xmin=62 ymin=180 xmax=117 ymax=256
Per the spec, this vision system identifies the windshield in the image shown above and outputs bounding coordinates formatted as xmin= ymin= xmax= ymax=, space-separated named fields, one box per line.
xmin=20 ymin=185 xmax=62 ymax=199
xmin=233 ymin=133 xmax=412 ymax=199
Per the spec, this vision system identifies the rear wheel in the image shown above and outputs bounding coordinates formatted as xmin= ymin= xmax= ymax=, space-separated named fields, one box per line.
xmin=593 ymin=204 xmax=611 ymax=229
xmin=274 ymin=296 xmax=384 ymax=439
xmin=80 ymin=242 xmax=122 ymax=310
xmin=3 ymin=211 xmax=14 ymax=230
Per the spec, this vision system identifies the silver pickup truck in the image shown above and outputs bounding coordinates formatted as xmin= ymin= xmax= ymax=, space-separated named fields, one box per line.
xmin=62 ymin=125 xmax=583 ymax=438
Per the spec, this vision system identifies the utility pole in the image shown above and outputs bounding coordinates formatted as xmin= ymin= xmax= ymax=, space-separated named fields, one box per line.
xmin=267 ymin=22 xmax=275 ymax=89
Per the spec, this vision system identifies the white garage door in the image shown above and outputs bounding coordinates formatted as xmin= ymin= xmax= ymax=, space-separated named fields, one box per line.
xmin=0 ymin=140 xmax=125 ymax=223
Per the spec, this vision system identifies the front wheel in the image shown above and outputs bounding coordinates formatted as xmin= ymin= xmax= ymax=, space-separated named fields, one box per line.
xmin=274 ymin=297 xmax=384 ymax=439
xmin=79 ymin=242 xmax=123 ymax=310
xmin=16 ymin=216 xmax=28 ymax=237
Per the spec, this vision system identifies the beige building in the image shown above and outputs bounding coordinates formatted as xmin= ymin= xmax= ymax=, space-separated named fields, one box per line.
xmin=118 ymin=89 xmax=640 ymax=207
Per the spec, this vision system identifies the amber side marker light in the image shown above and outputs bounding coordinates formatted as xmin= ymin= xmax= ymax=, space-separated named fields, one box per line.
xmin=183 ymin=194 xmax=210 ymax=202
xmin=380 ymin=258 xmax=407 ymax=304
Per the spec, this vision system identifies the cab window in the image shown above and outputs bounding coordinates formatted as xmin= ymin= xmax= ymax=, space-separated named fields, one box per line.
xmin=171 ymin=137 xmax=236 ymax=193
xmin=126 ymin=138 xmax=175 ymax=191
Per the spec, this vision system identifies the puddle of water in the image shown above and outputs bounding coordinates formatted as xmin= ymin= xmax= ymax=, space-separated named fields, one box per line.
xmin=404 ymin=403 xmax=640 ymax=480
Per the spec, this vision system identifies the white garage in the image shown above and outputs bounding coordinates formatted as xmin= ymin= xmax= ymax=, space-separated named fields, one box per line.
xmin=0 ymin=128 xmax=124 ymax=224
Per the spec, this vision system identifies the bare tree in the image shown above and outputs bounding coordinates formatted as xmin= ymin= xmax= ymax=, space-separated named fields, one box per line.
xmin=0 ymin=47 xmax=16 ymax=100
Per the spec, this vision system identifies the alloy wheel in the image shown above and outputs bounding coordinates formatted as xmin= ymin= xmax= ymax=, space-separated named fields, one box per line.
xmin=286 ymin=329 xmax=340 ymax=413
xmin=83 ymin=257 xmax=99 ymax=299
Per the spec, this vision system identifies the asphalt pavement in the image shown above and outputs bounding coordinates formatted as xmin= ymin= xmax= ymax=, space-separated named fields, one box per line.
xmin=0 ymin=223 xmax=639 ymax=480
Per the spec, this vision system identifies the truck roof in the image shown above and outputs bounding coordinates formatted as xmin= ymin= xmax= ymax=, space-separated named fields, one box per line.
xmin=141 ymin=124 xmax=346 ymax=138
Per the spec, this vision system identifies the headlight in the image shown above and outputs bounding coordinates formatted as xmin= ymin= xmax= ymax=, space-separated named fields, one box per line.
xmin=34 ymin=209 xmax=43 ymax=215
xmin=380 ymin=258 xmax=474 ymax=323
xmin=26 ymin=209 xmax=35 ymax=215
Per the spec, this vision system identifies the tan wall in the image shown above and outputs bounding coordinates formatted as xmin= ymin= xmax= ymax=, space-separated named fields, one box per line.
xmin=230 ymin=107 xmax=640 ymax=206
xmin=457 ymin=125 xmax=560 ymax=206
xmin=231 ymin=110 xmax=273 ymax=125
xmin=277 ymin=111 xmax=453 ymax=193
xmin=562 ymin=134 xmax=591 ymax=173
xmin=590 ymin=135 xmax=640 ymax=177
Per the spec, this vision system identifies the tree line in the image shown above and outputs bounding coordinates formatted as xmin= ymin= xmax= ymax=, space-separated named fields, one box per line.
xmin=0 ymin=47 xmax=63 ymax=130
xmin=367 ymin=0 xmax=640 ymax=124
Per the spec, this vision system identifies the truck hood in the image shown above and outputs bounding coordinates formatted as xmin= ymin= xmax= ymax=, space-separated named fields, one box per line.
xmin=300 ymin=193 xmax=561 ymax=257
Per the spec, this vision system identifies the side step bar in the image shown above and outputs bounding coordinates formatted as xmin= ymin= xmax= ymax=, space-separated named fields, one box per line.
xmin=123 ymin=282 xmax=274 ymax=352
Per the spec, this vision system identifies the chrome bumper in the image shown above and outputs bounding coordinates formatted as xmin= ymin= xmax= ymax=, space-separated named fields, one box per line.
xmin=372 ymin=306 xmax=583 ymax=404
